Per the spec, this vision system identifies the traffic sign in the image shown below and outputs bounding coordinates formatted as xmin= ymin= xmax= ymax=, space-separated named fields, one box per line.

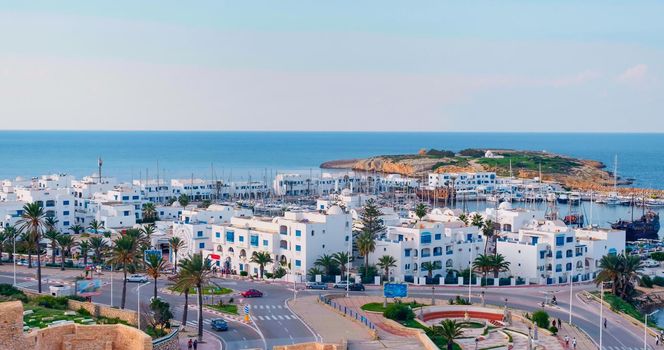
xmin=244 ymin=305 xmax=250 ymax=315
xmin=383 ymin=283 xmax=408 ymax=298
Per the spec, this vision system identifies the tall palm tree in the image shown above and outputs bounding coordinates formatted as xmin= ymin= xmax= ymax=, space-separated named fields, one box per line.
xmin=141 ymin=202 xmax=158 ymax=223
xmin=595 ymin=254 xmax=622 ymax=295
xmin=139 ymin=224 xmax=156 ymax=248
xmin=78 ymin=240 xmax=90 ymax=266
xmin=0 ymin=229 xmax=9 ymax=264
xmin=17 ymin=202 xmax=47 ymax=293
xmin=431 ymin=319 xmax=464 ymax=350
xmin=421 ymin=261 xmax=436 ymax=279
xmin=175 ymin=253 xmax=212 ymax=341
xmin=314 ymin=254 xmax=338 ymax=276
xmin=376 ymin=255 xmax=397 ymax=281
xmin=69 ymin=224 xmax=85 ymax=235
xmin=88 ymin=220 xmax=104 ymax=235
xmin=470 ymin=213 xmax=484 ymax=229
xmin=356 ymin=232 xmax=376 ymax=277
xmin=168 ymin=236 xmax=186 ymax=272
xmin=56 ymin=234 xmax=77 ymax=270
xmin=4 ymin=226 xmax=18 ymax=262
xmin=145 ymin=254 xmax=167 ymax=299
xmin=250 ymin=251 xmax=273 ymax=279
xmin=89 ymin=236 xmax=108 ymax=265
xmin=20 ymin=231 xmax=37 ymax=268
xmin=414 ymin=203 xmax=427 ymax=220
xmin=458 ymin=213 xmax=469 ymax=226
xmin=490 ymin=254 xmax=510 ymax=278
xmin=472 ymin=254 xmax=494 ymax=284
xmin=619 ymin=254 xmax=643 ymax=299
xmin=43 ymin=230 xmax=61 ymax=264
xmin=332 ymin=251 xmax=351 ymax=280
xmin=109 ymin=235 xmax=139 ymax=309
xmin=178 ymin=194 xmax=190 ymax=207
xmin=45 ymin=216 xmax=59 ymax=232
xmin=481 ymin=219 xmax=496 ymax=255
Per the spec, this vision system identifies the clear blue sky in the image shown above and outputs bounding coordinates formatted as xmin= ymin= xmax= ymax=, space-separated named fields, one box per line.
xmin=1 ymin=1 xmax=662 ymax=131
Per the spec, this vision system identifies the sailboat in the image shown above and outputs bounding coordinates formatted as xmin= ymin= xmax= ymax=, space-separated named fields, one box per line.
xmin=603 ymin=155 xmax=628 ymax=206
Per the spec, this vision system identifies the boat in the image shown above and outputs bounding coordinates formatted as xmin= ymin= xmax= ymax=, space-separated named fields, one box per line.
xmin=611 ymin=210 xmax=661 ymax=242
xmin=564 ymin=214 xmax=584 ymax=226
xmin=568 ymin=192 xmax=581 ymax=206
xmin=556 ymin=193 xmax=568 ymax=204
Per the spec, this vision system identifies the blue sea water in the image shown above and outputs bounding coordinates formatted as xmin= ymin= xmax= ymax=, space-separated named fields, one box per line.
xmin=0 ymin=131 xmax=662 ymax=189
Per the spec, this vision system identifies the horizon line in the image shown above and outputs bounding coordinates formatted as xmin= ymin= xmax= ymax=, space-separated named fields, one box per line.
xmin=0 ymin=129 xmax=663 ymax=134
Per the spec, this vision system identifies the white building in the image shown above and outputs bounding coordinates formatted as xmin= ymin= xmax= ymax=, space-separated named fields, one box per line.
xmin=428 ymin=172 xmax=497 ymax=193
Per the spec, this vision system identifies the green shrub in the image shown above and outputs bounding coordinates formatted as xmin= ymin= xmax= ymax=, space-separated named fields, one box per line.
xmin=264 ymin=272 xmax=273 ymax=279
xmin=77 ymin=307 xmax=92 ymax=316
xmin=34 ymin=295 xmax=69 ymax=309
xmin=240 ymin=271 xmax=249 ymax=277
xmin=651 ymin=252 xmax=664 ymax=261
xmin=273 ymin=267 xmax=287 ymax=279
xmin=549 ymin=325 xmax=558 ymax=335
xmin=532 ymin=310 xmax=550 ymax=329
xmin=0 ymin=283 xmax=28 ymax=302
xmin=641 ymin=275 xmax=654 ymax=288
xmin=67 ymin=295 xmax=88 ymax=302
xmin=383 ymin=303 xmax=415 ymax=322
xmin=653 ymin=276 xmax=664 ymax=287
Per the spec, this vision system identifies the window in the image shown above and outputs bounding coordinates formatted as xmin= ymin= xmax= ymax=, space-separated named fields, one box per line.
xmin=421 ymin=248 xmax=431 ymax=257
xmin=263 ymin=240 xmax=269 ymax=246
xmin=123 ymin=211 xmax=130 ymax=216
xmin=420 ymin=232 xmax=432 ymax=244
xmin=295 ymin=230 xmax=301 ymax=237
xmin=199 ymin=242 xmax=205 ymax=249
xmin=556 ymin=251 xmax=562 ymax=259
xmin=555 ymin=264 xmax=562 ymax=272
xmin=45 ymin=200 xmax=55 ymax=207
xmin=295 ymin=245 xmax=301 ymax=252
xmin=540 ymin=250 xmax=546 ymax=259
xmin=433 ymin=247 xmax=442 ymax=256
xmin=250 ymin=235 xmax=259 ymax=247
xmin=132 ymin=196 xmax=139 ymax=200
xmin=63 ymin=211 xmax=70 ymax=216
xmin=434 ymin=233 xmax=442 ymax=240
xmin=280 ymin=225 xmax=288 ymax=235
xmin=239 ymin=236 xmax=244 ymax=242
xmin=566 ymin=263 xmax=572 ymax=271
xmin=215 ymin=232 xmax=221 ymax=238
xmin=122 ymin=196 xmax=129 ymax=201
xmin=226 ymin=231 xmax=234 ymax=242
xmin=531 ymin=237 xmax=539 ymax=245
xmin=398 ymin=234 xmax=403 ymax=242
xmin=197 ymin=231 xmax=204 ymax=238
xmin=566 ymin=236 xmax=574 ymax=243
xmin=405 ymin=249 xmax=411 ymax=257
xmin=63 ymin=221 xmax=69 ymax=226
xmin=566 ymin=249 xmax=573 ymax=258
xmin=295 ymin=260 xmax=301 ymax=267
xmin=311 ymin=230 xmax=315 ymax=236
xmin=63 ymin=200 xmax=70 ymax=205
xmin=556 ymin=236 xmax=565 ymax=246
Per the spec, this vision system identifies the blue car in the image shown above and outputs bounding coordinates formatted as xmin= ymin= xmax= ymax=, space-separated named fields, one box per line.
xmin=210 ymin=318 xmax=228 ymax=331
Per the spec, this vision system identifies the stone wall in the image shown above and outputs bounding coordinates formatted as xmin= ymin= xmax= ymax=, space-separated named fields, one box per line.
xmin=152 ymin=328 xmax=180 ymax=350
xmin=68 ymin=299 xmax=138 ymax=326
xmin=0 ymin=300 xmax=152 ymax=350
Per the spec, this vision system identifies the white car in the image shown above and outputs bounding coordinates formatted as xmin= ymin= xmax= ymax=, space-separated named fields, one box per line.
xmin=333 ymin=281 xmax=350 ymax=289
xmin=644 ymin=259 xmax=660 ymax=268
xmin=127 ymin=274 xmax=149 ymax=283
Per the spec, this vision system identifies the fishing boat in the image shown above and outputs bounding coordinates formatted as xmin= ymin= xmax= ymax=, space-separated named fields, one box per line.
xmin=568 ymin=192 xmax=582 ymax=206
xmin=611 ymin=210 xmax=660 ymax=242
xmin=556 ymin=193 xmax=568 ymax=204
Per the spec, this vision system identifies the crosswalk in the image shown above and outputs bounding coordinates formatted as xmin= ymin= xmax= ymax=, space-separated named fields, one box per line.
xmin=601 ymin=347 xmax=653 ymax=350
xmin=251 ymin=304 xmax=284 ymax=310
xmin=253 ymin=314 xmax=296 ymax=321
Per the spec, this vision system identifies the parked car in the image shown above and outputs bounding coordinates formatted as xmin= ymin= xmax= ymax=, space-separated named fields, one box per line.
xmin=210 ymin=318 xmax=228 ymax=331
xmin=348 ymin=283 xmax=365 ymax=291
xmin=16 ymin=259 xmax=28 ymax=266
xmin=305 ymin=282 xmax=328 ymax=290
xmin=126 ymin=274 xmax=149 ymax=283
xmin=333 ymin=281 xmax=349 ymax=289
xmin=241 ymin=289 xmax=263 ymax=298
xmin=644 ymin=259 xmax=660 ymax=268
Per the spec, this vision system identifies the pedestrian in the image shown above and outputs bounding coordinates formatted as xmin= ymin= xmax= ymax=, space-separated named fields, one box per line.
xmin=564 ymin=335 xmax=569 ymax=347
xmin=603 ymin=317 xmax=607 ymax=328
xmin=193 ymin=339 xmax=198 ymax=350
xmin=572 ymin=337 xmax=576 ymax=349
xmin=656 ymin=334 xmax=660 ymax=346
xmin=558 ymin=318 xmax=562 ymax=328
xmin=187 ymin=339 xmax=192 ymax=350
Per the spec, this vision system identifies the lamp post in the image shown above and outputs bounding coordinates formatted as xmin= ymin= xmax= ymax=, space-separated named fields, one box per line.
xmin=569 ymin=264 xmax=573 ymax=325
xmin=599 ymin=283 xmax=603 ymax=350
xmin=431 ymin=285 xmax=435 ymax=305
xmin=645 ymin=310 xmax=658 ymax=350
xmin=13 ymin=234 xmax=17 ymax=286
xmin=110 ymin=265 xmax=114 ymax=308
xmin=137 ymin=281 xmax=150 ymax=330
xmin=468 ymin=245 xmax=474 ymax=303
xmin=527 ymin=326 xmax=532 ymax=350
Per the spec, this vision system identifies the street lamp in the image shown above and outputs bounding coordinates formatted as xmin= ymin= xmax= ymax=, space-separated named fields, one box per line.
xmin=431 ymin=285 xmax=435 ymax=305
xmin=645 ymin=310 xmax=658 ymax=350
xmin=474 ymin=338 xmax=479 ymax=350
xmin=568 ymin=265 xmax=574 ymax=325
xmin=13 ymin=234 xmax=17 ymax=286
xmin=110 ymin=265 xmax=114 ymax=308
xmin=527 ymin=326 xmax=532 ymax=350
xmin=468 ymin=245 xmax=474 ymax=303
xmin=599 ymin=283 xmax=603 ymax=350
xmin=137 ymin=281 xmax=150 ymax=330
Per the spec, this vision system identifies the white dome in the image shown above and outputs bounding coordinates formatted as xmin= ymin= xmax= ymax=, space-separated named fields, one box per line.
xmin=498 ymin=202 xmax=512 ymax=210
xmin=327 ymin=205 xmax=343 ymax=215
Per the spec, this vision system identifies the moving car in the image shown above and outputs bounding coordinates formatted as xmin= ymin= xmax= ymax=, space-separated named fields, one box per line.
xmin=305 ymin=282 xmax=328 ymax=290
xmin=241 ymin=289 xmax=263 ymax=298
xmin=210 ymin=318 xmax=228 ymax=331
xmin=348 ymin=283 xmax=365 ymax=291
xmin=126 ymin=274 xmax=149 ymax=283
xmin=332 ymin=281 xmax=349 ymax=289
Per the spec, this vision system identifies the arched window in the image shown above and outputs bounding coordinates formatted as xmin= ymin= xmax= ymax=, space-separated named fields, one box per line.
xmin=216 ymin=245 xmax=222 ymax=252
xmin=446 ymin=259 xmax=453 ymax=268
xmin=239 ymin=249 xmax=247 ymax=258
xmin=576 ymin=261 xmax=583 ymax=269
xmin=228 ymin=247 xmax=235 ymax=255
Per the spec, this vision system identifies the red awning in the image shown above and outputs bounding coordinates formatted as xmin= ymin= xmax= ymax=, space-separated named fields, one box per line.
xmin=209 ymin=254 xmax=221 ymax=260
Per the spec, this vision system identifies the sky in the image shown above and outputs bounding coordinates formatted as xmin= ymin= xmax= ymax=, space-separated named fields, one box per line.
xmin=0 ymin=1 xmax=663 ymax=132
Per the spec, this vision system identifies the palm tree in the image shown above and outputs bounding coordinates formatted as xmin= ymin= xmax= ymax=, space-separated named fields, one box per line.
xmin=20 ymin=231 xmax=37 ymax=268
xmin=595 ymin=254 xmax=622 ymax=295
xmin=56 ymin=235 xmax=77 ymax=270
xmin=458 ymin=213 xmax=469 ymax=226
xmin=490 ymin=254 xmax=510 ymax=278
xmin=178 ymin=194 xmax=190 ymax=207
xmin=470 ymin=213 xmax=484 ymax=229
xmin=314 ymin=254 xmax=338 ymax=276
xmin=481 ymin=219 xmax=496 ymax=255
xmin=4 ymin=226 xmax=18 ymax=262
xmin=89 ymin=236 xmax=108 ymax=264
xmin=250 ymin=251 xmax=273 ymax=279
xmin=168 ymin=236 xmax=186 ymax=272
xmin=431 ymin=319 xmax=464 ymax=350
xmin=145 ymin=254 xmax=167 ymax=299
xmin=619 ymin=254 xmax=643 ymax=299
xmin=356 ymin=232 xmax=376 ymax=277
xmin=0 ymin=229 xmax=9 ymax=264
xmin=376 ymin=255 xmax=397 ymax=281
xmin=421 ymin=261 xmax=436 ymax=279
xmin=175 ymin=253 xmax=212 ymax=341
xmin=78 ymin=240 xmax=90 ymax=266
xmin=88 ymin=220 xmax=104 ymax=235
xmin=43 ymin=230 xmax=61 ymax=264
xmin=17 ymin=202 xmax=47 ymax=293
xmin=307 ymin=267 xmax=324 ymax=279
xmin=68 ymin=224 xmax=84 ymax=235
xmin=139 ymin=224 xmax=156 ymax=247
xmin=332 ymin=252 xmax=351 ymax=280
xmin=414 ymin=203 xmax=427 ymax=220
xmin=142 ymin=202 xmax=158 ymax=223
xmin=472 ymin=254 xmax=493 ymax=284
xmin=45 ymin=216 xmax=59 ymax=232
xmin=109 ymin=235 xmax=139 ymax=309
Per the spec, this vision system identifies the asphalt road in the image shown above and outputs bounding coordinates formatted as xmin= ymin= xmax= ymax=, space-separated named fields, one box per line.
xmin=0 ymin=266 xmax=654 ymax=349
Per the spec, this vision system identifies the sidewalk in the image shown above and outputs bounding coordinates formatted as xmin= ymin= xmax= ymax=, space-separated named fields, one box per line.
xmin=178 ymin=328 xmax=223 ymax=350
xmin=557 ymin=323 xmax=595 ymax=350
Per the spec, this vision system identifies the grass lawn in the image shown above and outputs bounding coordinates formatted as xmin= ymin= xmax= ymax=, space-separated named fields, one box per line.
xmin=591 ymin=291 xmax=659 ymax=328
xmin=169 ymin=285 xmax=233 ymax=295
xmin=361 ymin=301 xmax=426 ymax=313
xmin=400 ymin=318 xmax=462 ymax=350
xmin=459 ymin=321 xmax=485 ymax=329
xmin=23 ymin=305 xmax=92 ymax=329
xmin=206 ymin=304 xmax=239 ymax=315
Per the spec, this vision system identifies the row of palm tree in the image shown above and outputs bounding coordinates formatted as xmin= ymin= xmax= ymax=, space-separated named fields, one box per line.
xmin=594 ymin=253 xmax=643 ymax=300
xmin=472 ymin=253 xmax=511 ymax=281
xmin=311 ymin=252 xmax=352 ymax=278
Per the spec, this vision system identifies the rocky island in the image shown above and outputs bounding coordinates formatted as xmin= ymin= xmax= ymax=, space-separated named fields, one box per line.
xmin=321 ymin=148 xmax=635 ymax=191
